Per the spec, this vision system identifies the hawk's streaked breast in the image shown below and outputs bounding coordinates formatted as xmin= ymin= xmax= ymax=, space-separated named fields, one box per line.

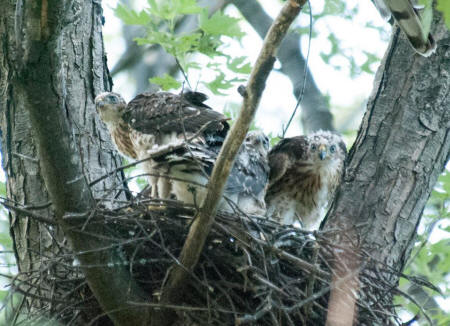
xmin=265 ymin=130 xmax=346 ymax=230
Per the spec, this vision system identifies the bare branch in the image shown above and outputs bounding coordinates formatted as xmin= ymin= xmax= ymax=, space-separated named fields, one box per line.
xmin=152 ymin=1 xmax=307 ymax=325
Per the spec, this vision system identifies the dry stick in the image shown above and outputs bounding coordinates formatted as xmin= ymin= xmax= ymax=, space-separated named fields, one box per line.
xmin=151 ymin=1 xmax=307 ymax=325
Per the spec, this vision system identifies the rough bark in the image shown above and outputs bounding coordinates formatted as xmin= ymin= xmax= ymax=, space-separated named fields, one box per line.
xmin=0 ymin=0 xmax=149 ymax=324
xmin=232 ymin=0 xmax=335 ymax=133
xmin=324 ymin=10 xmax=449 ymax=323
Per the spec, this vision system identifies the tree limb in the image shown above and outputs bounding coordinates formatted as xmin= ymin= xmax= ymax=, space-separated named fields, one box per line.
xmin=232 ymin=0 xmax=334 ymax=133
xmin=151 ymin=1 xmax=307 ymax=325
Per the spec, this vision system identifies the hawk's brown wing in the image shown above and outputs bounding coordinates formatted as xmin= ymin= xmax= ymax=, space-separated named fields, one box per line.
xmin=267 ymin=136 xmax=309 ymax=187
xmin=122 ymin=91 xmax=228 ymax=138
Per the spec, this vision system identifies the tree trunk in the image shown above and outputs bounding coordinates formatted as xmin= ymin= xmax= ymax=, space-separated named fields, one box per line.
xmin=324 ymin=10 xmax=449 ymax=324
xmin=0 ymin=1 xmax=148 ymax=324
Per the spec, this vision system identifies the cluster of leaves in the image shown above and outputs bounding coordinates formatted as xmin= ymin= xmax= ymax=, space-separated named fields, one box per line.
xmin=115 ymin=0 xmax=251 ymax=94
xmin=395 ymin=171 xmax=450 ymax=325
xmin=294 ymin=0 xmax=385 ymax=77
xmin=297 ymin=0 xmax=450 ymax=78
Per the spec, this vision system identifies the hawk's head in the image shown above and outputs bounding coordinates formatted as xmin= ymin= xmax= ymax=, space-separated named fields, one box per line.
xmin=307 ymin=130 xmax=346 ymax=166
xmin=245 ymin=130 xmax=269 ymax=156
xmin=95 ymin=92 xmax=127 ymax=124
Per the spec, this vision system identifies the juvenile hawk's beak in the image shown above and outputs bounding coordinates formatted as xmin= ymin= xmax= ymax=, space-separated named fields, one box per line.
xmin=96 ymin=101 xmax=105 ymax=109
xmin=318 ymin=144 xmax=327 ymax=160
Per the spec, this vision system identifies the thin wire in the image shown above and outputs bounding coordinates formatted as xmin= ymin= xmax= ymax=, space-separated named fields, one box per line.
xmin=281 ymin=0 xmax=312 ymax=138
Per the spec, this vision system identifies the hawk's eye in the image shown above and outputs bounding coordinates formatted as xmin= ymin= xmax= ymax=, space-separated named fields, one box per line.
xmin=107 ymin=95 xmax=118 ymax=104
xmin=311 ymin=144 xmax=317 ymax=151
xmin=330 ymin=145 xmax=336 ymax=153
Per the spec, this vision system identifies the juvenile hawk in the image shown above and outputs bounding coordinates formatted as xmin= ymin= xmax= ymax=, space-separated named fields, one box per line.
xmin=265 ymin=130 xmax=346 ymax=230
xmin=95 ymin=91 xmax=269 ymax=215
xmin=95 ymin=91 xmax=228 ymax=199
xmin=373 ymin=0 xmax=435 ymax=56
xmin=154 ymin=130 xmax=269 ymax=215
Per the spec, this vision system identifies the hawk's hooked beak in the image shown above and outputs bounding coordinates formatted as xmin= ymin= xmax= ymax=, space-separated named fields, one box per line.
xmin=96 ymin=100 xmax=105 ymax=109
xmin=318 ymin=144 xmax=327 ymax=160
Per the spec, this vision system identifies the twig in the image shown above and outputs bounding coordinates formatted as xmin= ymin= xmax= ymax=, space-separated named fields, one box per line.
xmin=0 ymin=201 xmax=56 ymax=225
xmin=394 ymin=288 xmax=433 ymax=326
xmin=272 ymin=247 xmax=329 ymax=279
xmin=152 ymin=1 xmax=307 ymax=325
xmin=282 ymin=0 xmax=312 ymax=138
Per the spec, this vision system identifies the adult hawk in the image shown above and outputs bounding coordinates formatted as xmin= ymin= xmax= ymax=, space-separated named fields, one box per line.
xmin=153 ymin=130 xmax=269 ymax=215
xmin=95 ymin=91 xmax=228 ymax=199
xmin=373 ymin=0 xmax=436 ymax=56
xmin=265 ymin=130 xmax=346 ymax=230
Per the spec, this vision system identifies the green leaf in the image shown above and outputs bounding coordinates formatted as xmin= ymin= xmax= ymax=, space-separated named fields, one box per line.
xmin=199 ymin=10 xmax=244 ymax=38
xmin=150 ymin=74 xmax=181 ymax=91
xmin=146 ymin=0 xmax=174 ymax=21
xmin=227 ymin=56 xmax=251 ymax=74
xmin=174 ymin=33 xmax=201 ymax=54
xmin=437 ymin=0 xmax=450 ymax=29
xmin=322 ymin=0 xmax=346 ymax=15
xmin=185 ymin=61 xmax=201 ymax=71
xmin=268 ymin=133 xmax=281 ymax=147
xmin=360 ymin=51 xmax=379 ymax=74
xmin=198 ymin=34 xmax=222 ymax=57
xmin=0 ymin=182 xmax=5 ymax=197
xmin=174 ymin=0 xmax=203 ymax=15
xmin=203 ymin=72 xmax=243 ymax=95
xmin=147 ymin=0 xmax=202 ymax=21
xmin=114 ymin=4 xmax=151 ymax=25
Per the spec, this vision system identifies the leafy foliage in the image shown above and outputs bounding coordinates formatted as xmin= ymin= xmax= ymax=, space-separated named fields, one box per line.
xmin=297 ymin=0 xmax=385 ymax=78
xmin=437 ymin=0 xmax=450 ymax=28
xmin=115 ymin=0 xmax=250 ymax=93
xmin=395 ymin=171 xmax=450 ymax=324
xmin=149 ymin=74 xmax=181 ymax=90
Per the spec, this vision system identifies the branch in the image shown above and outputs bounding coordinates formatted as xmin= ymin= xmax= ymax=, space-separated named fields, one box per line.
xmin=0 ymin=200 xmax=56 ymax=225
xmin=232 ymin=0 xmax=334 ymax=133
xmin=152 ymin=1 xmax=307 ymax=325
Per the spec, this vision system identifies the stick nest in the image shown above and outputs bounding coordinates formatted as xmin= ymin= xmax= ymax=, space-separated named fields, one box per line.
xmin=6 ymin=197 xmax=418 ymax=325
xmin=88 ymin=198 xmax=406 ymax=325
